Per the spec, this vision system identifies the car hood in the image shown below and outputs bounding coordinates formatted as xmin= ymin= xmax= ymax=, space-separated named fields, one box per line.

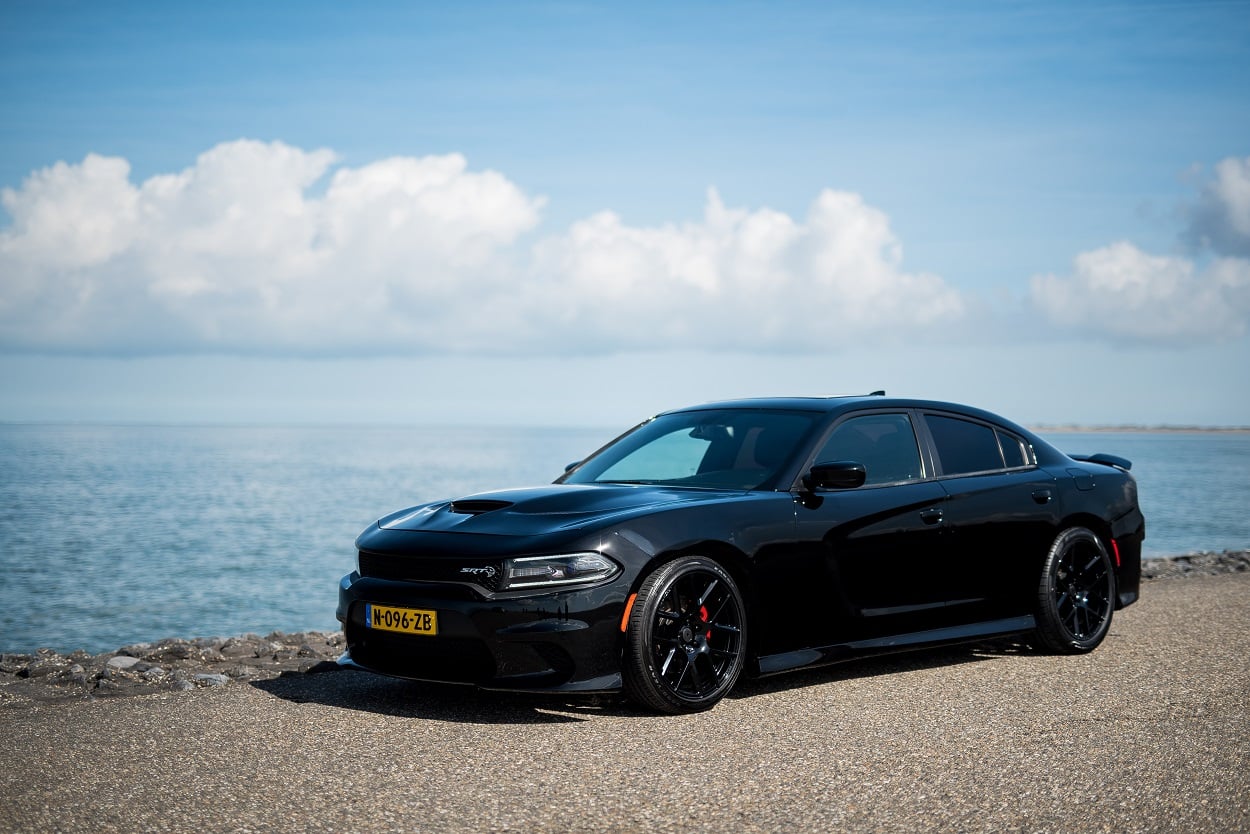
xmin=376 ymin=484 xmax=743 ymax=536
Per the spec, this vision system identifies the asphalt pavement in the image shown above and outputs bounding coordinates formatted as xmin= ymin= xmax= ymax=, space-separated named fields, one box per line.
xmin=2 ymin=573 xmax=1247 ymax=833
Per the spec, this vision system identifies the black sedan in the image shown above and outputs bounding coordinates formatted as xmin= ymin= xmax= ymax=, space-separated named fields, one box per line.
xmin=337 ymin=395 xmax=1144 ymax=713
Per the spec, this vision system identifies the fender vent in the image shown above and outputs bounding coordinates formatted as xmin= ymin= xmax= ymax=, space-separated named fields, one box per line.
xmin=448 ymin=499 xmax=512 ymax=515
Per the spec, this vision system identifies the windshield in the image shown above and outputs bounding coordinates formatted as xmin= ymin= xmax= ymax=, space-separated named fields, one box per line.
xmin=561 ymin=409 xmax=820 ymax=490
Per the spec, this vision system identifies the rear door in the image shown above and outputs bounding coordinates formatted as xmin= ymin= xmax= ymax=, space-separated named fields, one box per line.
xmin=919 ymin=412 xmax=1060 ymax=619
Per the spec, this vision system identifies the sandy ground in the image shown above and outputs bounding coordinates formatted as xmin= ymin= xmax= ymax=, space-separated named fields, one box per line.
xmin=1 ymin=571 xmax=1246 ymax=833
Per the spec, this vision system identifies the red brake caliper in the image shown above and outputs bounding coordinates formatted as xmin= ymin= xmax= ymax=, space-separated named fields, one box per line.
xmin=700 ymin=605 xmax=711 ymax=640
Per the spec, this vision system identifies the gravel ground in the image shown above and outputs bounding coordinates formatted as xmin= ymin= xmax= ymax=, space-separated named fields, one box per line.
xmin=1 ymin=560 xmax=1247 ymax=833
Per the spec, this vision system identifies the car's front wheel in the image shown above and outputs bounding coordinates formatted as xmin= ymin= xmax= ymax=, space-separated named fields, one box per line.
xmin=1033 ymin=527 xmax=1116 ymax=653
xmin=623 ymin=556 xmax=746 ymax=714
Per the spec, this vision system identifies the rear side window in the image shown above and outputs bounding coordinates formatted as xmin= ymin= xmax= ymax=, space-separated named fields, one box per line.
xmin=925 ymin=414 xmax=1005 ymax=475
xmin=815 ymin=413 xmax=923 ymax=485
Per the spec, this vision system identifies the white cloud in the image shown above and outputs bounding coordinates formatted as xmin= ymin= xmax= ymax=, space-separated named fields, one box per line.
xmin=0 ymin=154 xmax=140 ymax=270
xmin=0 ymin=141 xmax=965 ymax=356
xmin=522 ymin=188 xmax=963 ymax=349
xmin=1029 ymin=241 xmax=1250 ymax=343
xmin=1185 ymin=156 xmax=1250 ymax=257
xmin=0 ymin=141 xmax=543 ymax=354
xmin=1030 ymin=155 xmax=1250 ymax=345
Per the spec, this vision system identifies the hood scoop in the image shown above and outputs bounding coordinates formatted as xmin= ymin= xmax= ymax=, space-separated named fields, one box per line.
xmin=448 ymin=499 xmax=513 ymax=516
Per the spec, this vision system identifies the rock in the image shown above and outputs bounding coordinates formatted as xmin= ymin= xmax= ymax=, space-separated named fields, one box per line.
xmin=300 ymin=660 xmax=340 ymax=675
xmin=64 ymin=664 xmax=91 ymax=687
xmin=0 ymin=654 xmax=31 ymax=674
xmin=194 ymin=673 xmax=229 ymax=687
xmin=25 ymin=659 xmax=68 ymax=679
xmin=1142 ymin=549 xmax=1250 ymax=580
xmin=220 ymin=640 xmax=257 ymax=659
xmin=146 ymin=641 xmax=194 ymax=661
xmin=0 ymin=628 xmax=348 ymax=704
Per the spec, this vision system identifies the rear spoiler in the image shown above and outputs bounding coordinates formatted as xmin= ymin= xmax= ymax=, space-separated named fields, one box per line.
xmin=1070 ymin=453 xmax=1132 ymax=471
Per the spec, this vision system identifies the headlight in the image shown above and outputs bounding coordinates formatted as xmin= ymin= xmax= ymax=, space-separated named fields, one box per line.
xmin=499 ymin=553 xmax=620 ymax=590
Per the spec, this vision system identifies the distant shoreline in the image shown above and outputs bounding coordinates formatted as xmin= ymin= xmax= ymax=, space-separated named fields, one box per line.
xmin=2 ymin=421 xmax=1249 ymax=434
xmin=1030 ymin=425 xmax=1250 ymax=434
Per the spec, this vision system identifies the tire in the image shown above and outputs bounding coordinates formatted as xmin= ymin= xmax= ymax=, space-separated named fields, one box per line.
xmin=1033 ymin=527 xmax=1116 ymax=653
xmin=623 ymin=556 xmax=747 ymax=714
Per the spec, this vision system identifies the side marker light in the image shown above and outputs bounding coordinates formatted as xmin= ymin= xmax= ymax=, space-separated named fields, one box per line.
xmin=620 ymin=593 xmax=638 ymax=632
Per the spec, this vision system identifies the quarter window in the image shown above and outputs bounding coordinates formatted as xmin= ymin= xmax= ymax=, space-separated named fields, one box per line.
xmin=997 ymin=430 xmax=1029 ymax=468
xmin=814 ymin=413 xmax=923 ymax=485
xmin=925 ymin=414 xmax=1005 ymax=475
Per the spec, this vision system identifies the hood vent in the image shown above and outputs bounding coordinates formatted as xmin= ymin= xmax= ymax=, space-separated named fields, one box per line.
xmin=448 ymin=499 xmax=513 ymax=516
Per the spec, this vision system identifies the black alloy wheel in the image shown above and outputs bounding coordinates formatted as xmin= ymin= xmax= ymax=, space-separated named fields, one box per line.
xmin=1033 ymin=527 xmax=1116 ymax=653
xmin=623 ymin=556 xmax=747 ymax=714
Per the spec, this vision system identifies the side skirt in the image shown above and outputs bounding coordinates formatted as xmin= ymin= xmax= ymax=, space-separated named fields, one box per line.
xmin=755 ymin=615 xmax=1037 ymax=677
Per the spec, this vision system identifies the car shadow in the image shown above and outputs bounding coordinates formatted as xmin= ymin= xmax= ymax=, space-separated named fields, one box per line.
xmin=250 ymin=666 xmax=637 ymax=724
xmin=251 ymin=639 xmax=1024 ymax=724
xmin=727 ymin=638 xmax=1022 ymax=703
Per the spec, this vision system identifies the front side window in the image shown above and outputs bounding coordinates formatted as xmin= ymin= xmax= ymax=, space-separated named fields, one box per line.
xmin=814 ymin=413 xmax=923 ymax=485
xmin=563 ymin=409 xmax=820 ymax=490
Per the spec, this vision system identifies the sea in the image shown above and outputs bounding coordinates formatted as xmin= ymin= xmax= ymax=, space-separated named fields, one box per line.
xmin=1 ymin=424 xmax=1246 ymax=655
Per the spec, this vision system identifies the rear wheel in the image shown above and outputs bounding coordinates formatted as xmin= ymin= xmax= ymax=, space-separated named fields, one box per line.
xmin=1033 ymin=527 xmax=1115 ymax=653
xmin=623 ymin=556 xmax=746 ymax=714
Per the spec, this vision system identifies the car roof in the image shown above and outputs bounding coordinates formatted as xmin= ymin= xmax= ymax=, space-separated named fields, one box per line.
xmin=659 ymin=395 xmax=1040 ymax=438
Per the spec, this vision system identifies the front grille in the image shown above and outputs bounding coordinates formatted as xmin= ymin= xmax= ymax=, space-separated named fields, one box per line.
xmin=358 ymin=551 xmax=505 ymax=593
xmin=347 ymin=625 xmax=496 ymax=683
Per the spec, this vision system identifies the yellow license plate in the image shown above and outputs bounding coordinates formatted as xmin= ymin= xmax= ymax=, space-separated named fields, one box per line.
xmin=365 ymin=603 xmax=438 ymax=636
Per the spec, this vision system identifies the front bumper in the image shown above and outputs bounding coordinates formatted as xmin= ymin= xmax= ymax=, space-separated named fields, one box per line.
xmin=337 ymin=572 xmax=627 ymax=692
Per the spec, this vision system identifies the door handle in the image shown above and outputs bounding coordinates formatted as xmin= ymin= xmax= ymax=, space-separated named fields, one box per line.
xmin=1031 ymin=489 xmax=1053 ymax=505
xmin=919 ymin=507 xmax=944 ymax=525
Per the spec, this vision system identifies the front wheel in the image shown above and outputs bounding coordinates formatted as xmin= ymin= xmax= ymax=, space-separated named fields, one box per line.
xmin=1033 ymin=527 xmax=1116 ymax=653
xmin=623 ymin=556 xmax=747 ymax=714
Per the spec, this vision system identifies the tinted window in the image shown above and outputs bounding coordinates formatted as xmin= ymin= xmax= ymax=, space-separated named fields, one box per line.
xmin=926 ymin=414 xmax=1005 ymax=475
xmin=997 ymin=430 xmax=1028 ymax=468
xmin=815 ymin=413 xmax=922 ymax=485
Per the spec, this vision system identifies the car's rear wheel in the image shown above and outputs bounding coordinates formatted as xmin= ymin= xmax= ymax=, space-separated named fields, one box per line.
xmin=1033 ymin=527 xmax=1115 ymax=653
xmin=623 ymin=556 xmax=746 ymax=714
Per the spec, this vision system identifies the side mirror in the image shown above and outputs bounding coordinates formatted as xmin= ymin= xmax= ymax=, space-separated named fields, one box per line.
xmin=803 ymin=460 xmax=867 ymax=491
xmin=564 ymin=460 xmax=582 ymax=473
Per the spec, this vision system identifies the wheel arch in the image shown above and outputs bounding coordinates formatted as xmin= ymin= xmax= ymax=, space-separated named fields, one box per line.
xmin=628 ymin=540 xmax=762 ymax=663
xmin=1053 ymin=511 xmax=1141 ymax=609
xmin=1055 ymin=512 xmax=1116 ymax=557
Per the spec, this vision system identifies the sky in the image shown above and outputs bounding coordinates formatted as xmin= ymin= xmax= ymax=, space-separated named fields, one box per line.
xmin=1 ymin=1 xmax=1248 ymax=428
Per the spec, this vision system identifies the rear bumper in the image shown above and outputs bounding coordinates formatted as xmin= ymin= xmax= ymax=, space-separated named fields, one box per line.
xmin=1112 ymin=514 xmax=1145 ymax=609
